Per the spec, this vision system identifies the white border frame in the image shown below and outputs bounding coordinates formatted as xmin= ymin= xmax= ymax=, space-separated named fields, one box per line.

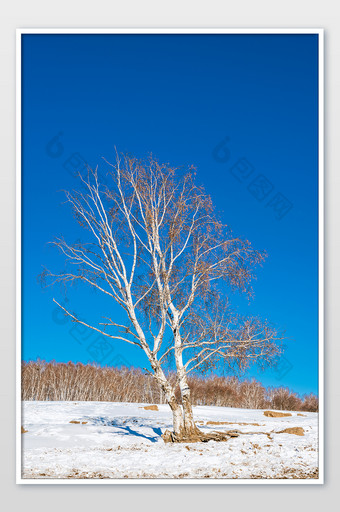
xmin=16 ymin=27 xmax=324 ymax=485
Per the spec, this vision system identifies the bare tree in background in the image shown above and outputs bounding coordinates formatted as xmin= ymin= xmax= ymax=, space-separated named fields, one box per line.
xmin=43 ymin=153 xmax=282 ymax=442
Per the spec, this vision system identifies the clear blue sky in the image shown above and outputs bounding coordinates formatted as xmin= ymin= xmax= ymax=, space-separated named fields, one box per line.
xmin=21 ymin=34 xmax=319 ymax=395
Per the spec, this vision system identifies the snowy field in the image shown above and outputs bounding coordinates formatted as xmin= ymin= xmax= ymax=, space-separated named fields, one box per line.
xmin=21 ymin=401 xmax=319 ymax=480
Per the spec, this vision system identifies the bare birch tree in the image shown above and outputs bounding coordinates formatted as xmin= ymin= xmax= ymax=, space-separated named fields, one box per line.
xmin=43 ymin=153 xmax=282 ymax=442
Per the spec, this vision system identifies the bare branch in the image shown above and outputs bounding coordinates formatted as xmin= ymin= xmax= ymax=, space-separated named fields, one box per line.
xmin=52 ymin=299 xmax=142 ymax=347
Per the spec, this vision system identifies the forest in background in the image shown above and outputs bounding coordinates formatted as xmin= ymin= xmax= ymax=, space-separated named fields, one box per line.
xmin=21 ymin=361 xmax=318 ymax=412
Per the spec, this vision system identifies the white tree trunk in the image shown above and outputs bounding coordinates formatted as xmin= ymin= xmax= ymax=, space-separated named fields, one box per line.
xmin=152 ymin=363 xmax=185 ymax=435
xmin=172 ymin=324 xmax=199 ymax=436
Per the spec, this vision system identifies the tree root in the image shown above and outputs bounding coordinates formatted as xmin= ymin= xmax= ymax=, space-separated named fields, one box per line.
xmin=162 ymin=428 xmax=241 ymax=443
xmin=162 ymin=428 xmax=278 ymax=443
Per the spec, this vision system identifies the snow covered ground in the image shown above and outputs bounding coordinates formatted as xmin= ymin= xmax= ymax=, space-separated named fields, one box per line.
xmin=21 ymin=401 xmax=319 ymax=480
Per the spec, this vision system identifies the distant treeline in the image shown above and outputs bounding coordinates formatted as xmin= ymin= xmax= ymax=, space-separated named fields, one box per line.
xmin=21 ymin=361 xmax=318 ymax=412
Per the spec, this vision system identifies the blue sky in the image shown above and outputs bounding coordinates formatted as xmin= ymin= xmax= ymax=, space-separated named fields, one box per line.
xmin=21 ymin=34 xmax=319 ymax=395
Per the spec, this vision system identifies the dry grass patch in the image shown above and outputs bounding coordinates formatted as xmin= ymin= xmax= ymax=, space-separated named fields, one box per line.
xmin=249 ymin=468 xmax=318 ymax=479
xmin=277 ymin=427 xmax=304 ymax=436
xmin=263 ymin=411 xmax=292 ymax=418
xmin=206 ymin=420 xmax=260 ymax=426
xmin=140 ymin=405 xmax=159 ymax=411
xmin=279 ymin=467 xmax=318 ymax=479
